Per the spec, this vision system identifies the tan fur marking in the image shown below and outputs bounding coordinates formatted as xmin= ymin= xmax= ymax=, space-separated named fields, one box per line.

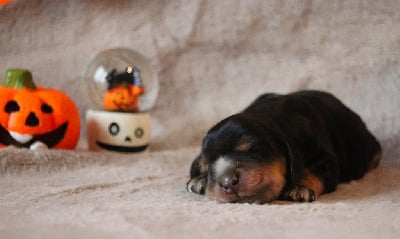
xmin=254 ymin=157 xmax=287 ymax=201
xmin=300 ymin=172 xmax=323 ymax=198
xmin=199 ymin=159 xmax=209 ymax=174
xmin=235 ymin=140 xmax=252 ymax=152
xmin=368 ymin=152 xmax=381 ymax=171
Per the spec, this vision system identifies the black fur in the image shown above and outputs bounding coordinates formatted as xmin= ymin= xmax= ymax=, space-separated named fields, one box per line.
xmin=187 ymin=90 xmax=381 ymax=203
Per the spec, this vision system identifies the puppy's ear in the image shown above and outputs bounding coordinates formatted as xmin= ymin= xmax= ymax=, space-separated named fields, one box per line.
xmin=276 ymin=138 xmax=303 ymax=187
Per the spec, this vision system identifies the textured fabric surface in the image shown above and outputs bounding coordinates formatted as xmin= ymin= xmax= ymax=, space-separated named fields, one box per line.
xmin=1 ymin=147 xmax=400 ymax=239
xmin=1 ymin=0 xmax=400 ymax=238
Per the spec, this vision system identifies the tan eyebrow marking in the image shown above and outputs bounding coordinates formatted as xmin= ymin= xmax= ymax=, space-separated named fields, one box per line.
xmin=235 ymin=140 xmax=252 ymax=151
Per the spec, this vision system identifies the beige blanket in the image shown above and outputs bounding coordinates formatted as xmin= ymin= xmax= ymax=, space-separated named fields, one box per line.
xmin=1 ymin=0 xmax=400 ymax=238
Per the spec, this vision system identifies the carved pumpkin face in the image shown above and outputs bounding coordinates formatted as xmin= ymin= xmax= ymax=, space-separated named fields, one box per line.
xmin=0 ymin=69 xmax=80 ymax=149
xmin=103 ymin=85 xmax=144 ymax=112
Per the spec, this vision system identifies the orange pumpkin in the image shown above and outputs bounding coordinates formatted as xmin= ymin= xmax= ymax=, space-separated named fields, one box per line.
xmin=103 ymin=84 xmax=145 ymax=112
xmin=0 ymin=69 xmax=80 ymax=149
xmin=0 ymin=0 xmax=13 ymax=6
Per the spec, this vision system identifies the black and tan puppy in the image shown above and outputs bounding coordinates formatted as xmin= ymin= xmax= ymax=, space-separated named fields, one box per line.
xmin=187 ymin=90 xmax=381 ymax=203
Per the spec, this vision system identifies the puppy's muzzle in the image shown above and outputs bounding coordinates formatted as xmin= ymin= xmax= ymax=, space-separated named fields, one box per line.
xmin=206 ymin=156 xmax=287 ymax=203
xmin=212 ymin=156 xmax=240 ymax=194
xmin=218 ymin=172 xmax=239 ymax=194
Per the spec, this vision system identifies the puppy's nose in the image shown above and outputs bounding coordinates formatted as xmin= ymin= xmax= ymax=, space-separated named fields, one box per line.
xmin=220 ymin=174 xmax=239 ymax=194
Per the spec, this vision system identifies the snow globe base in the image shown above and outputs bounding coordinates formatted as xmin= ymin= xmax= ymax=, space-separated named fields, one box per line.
xmin=86 ymin=109 xmax=150 ymax=153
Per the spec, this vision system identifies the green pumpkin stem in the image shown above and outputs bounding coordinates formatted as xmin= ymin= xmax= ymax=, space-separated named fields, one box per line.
xmin=2 ymin=69 xmax=37 ymax=90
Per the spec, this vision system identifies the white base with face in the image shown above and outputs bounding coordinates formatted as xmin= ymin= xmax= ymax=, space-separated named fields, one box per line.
xmin=86 ymin=109 xmax=150 ymax=153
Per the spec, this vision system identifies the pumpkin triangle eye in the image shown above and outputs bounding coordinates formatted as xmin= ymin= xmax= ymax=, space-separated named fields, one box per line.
xmin=5 ymin=100 xmax=20 ymax=113
xmin=41 ymin=104 xmax=53 ymax=114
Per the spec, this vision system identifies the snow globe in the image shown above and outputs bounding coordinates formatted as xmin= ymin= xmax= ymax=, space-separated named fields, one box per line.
xmin=83 ymin=48 xmax=158 ymax=153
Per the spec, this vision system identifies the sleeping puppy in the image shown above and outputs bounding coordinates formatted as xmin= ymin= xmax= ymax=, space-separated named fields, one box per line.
xmin=187 ymin=90 xmax=381 ymax=203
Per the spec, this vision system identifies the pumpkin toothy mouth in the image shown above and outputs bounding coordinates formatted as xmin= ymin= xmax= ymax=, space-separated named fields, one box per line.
xmin=9 ymin=132 xmax=33 ymax=144
xmin=96 ymin=141 xmax=147 ymax=153
xmin=0 ymin=122 xmax=68 ymax=148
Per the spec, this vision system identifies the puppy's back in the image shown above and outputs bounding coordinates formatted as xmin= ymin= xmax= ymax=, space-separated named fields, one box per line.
xmin=244 ymin=90 xmax=381 ymax=182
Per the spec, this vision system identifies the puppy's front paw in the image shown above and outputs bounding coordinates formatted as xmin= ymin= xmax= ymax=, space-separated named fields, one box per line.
xmin=187 ymin=177 xmax=207 ymax=194
xmin=284 ymin=186 xmax=315 ymax=202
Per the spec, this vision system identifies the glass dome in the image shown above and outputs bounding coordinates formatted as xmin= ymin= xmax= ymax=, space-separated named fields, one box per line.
xmin=83 ymin=48 xmax=158 ymax=112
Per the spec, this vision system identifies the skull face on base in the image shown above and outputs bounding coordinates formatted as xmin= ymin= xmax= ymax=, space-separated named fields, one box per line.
xmin=86 ymin=110 xmax=150 ymax=153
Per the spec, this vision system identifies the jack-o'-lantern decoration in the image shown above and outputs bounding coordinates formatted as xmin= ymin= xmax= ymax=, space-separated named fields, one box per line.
xmin=103 ymin=85 xmax=144 ymax=111
xmin=103 ymin=67 xmax=145 ymax=112
xmin=0 ymin=69 xmax=80 ymax=150
xmin=0 ymin=0 xmax=13 ymax=6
